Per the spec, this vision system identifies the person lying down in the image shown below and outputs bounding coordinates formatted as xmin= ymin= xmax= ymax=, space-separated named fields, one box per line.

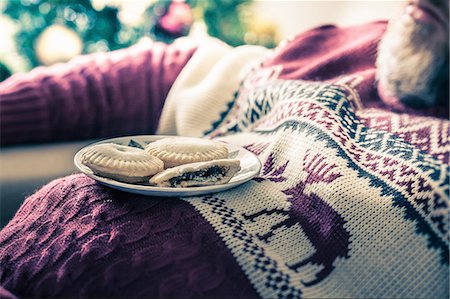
xmin=0 ymin=0 xmax=448 ymax=298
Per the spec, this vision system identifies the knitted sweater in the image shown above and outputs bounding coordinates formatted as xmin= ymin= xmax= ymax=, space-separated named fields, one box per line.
xmin=0 ymin=22 xmax=449 ymax=299
xmin=0 ymin=38 xmax=196 ymax=145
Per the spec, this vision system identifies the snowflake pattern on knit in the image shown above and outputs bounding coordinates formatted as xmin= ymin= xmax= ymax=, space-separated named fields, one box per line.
xmin=188 ymin=77 xmax=449 ymax=298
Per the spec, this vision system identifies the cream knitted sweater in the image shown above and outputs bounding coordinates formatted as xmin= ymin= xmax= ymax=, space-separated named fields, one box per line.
xmin=157 ymin=38 xmax=269 ymax=137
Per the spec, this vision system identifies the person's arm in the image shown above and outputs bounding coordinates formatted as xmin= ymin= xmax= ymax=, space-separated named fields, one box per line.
xmin=0 ymin=39 xmax=196 ymax=146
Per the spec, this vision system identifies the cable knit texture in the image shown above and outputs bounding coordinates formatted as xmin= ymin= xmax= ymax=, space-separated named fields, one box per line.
xmin=0 ymin=174 xmax=258 ymax=298
xmin=0 ymin=38 xmax=196 ymax=145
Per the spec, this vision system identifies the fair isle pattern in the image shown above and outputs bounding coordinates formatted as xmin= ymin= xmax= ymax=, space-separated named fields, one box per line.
xmin=211 ymin=79 xmax=448 ymax=248
xmin=183 ymin=77 xmax=449 ymax=298
xmin=356 ymin=108 xmax=450 ymax=165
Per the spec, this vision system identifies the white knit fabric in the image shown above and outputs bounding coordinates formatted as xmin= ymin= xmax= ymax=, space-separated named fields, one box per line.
xmin=156 ymin=37 xmax=269 ymax=137
xmin=185 ymin=76 xmax=449 ymax=298
xmin=157 ymin=39 xmax=449 ymax=299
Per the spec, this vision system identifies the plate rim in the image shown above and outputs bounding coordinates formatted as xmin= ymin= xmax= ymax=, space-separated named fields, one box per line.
xmin=74 ymin=135 xmax=262 ymax=196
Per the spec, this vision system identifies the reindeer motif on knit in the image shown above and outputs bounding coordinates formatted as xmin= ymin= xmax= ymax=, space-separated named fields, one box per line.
xmin=244 ymin=151 xmax=351 ymax=287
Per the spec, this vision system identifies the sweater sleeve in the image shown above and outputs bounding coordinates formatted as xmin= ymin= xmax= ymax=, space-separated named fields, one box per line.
xmin=0 ymin=38 xmax=197 ymax=146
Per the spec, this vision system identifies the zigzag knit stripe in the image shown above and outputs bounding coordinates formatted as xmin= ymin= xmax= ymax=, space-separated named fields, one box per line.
xmin=185 ymin=79 xmax=448 ymax=298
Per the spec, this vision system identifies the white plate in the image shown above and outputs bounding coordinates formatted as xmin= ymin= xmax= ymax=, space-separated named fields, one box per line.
xmin=74 ymin=135 xmax=262 ymax=197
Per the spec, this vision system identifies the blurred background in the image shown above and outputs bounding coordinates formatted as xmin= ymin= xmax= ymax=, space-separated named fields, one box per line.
xmin=0 ymin=0 xmax=402 ymax=82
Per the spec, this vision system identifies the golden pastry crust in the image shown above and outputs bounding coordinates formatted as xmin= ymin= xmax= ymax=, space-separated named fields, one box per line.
xmin=145 ymin=137 xmax=229 ymax=168
xmin=81 ymin=143 xmax=164 ymax=183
